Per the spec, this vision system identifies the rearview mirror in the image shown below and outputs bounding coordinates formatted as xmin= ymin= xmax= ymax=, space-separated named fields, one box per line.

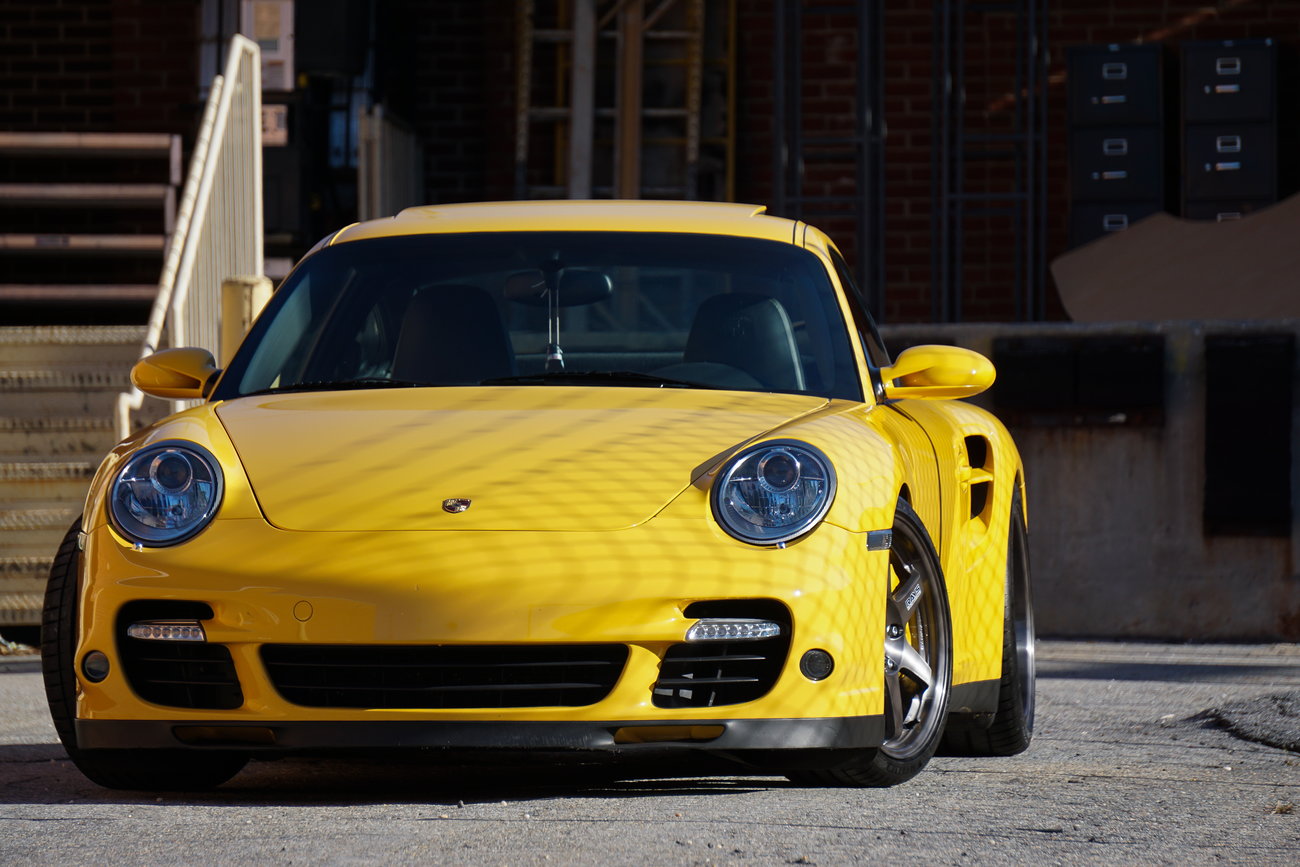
xmin=880 ymin=345 xmax=995 ymax=400
xmin=130 ymin=347 xmax=220 ymax=400
xmin=504 ymin=268 xmax=612 ymax=307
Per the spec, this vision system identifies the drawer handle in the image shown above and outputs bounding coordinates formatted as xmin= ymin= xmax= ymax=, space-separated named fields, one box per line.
xmin=1102 ymin=214 xmax=1129 ymax=231
xmin=1102 ymin=62 xmax=1128 ymax=80
xmin=1215 ymin=56 xmax=1242 ymax=75
xmin=1094 ymin=94 xmax=1128 ymax=105
xmin=1206 ymin=161 xmax=1242 ymax=172
xmin=1102 ymin=138 xmax=1129 ymax=156
xmin=1208 ymin=83 xmax=1241 ymax=94
xmin=1093 ymin=170 xmax=1129 ymax=181
xmin=1216 ymin=135 xmax=1242 ymax=154
xmin=1216 ymin=212 xmax=1243 ymax=222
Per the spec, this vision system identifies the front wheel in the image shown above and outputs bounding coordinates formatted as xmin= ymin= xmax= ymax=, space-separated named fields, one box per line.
xmin=789 ymin=499 xmax=953 ymax=787
xmin=41 ymin=519 xmax=249 ymax=791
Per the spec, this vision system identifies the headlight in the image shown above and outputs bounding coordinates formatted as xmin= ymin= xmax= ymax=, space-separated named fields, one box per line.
xmin=711 ymin=440 xmax=836 ymax=545
xmin=109 ymin=441 xmax=223 ymax=546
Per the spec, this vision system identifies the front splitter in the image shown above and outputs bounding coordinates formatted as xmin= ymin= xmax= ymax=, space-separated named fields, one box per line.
xmin=77 ymin=715 xmax=884 ymax=755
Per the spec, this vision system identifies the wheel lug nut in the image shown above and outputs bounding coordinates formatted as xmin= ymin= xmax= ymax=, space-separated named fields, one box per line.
xmin=887 ymin=624 xmax=904 ymax=639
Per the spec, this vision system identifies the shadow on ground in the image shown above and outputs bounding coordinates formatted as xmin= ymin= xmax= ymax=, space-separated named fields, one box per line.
xmin=0 ymin=741 xmax=789 ymax=808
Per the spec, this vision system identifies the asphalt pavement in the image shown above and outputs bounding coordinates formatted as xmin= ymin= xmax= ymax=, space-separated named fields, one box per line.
xmin=0 ymin=640 xmax=1297 ymax=865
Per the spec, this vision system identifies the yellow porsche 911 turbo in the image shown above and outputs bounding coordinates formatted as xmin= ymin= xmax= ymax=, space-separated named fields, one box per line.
xmin=42 ymin=200 xmax=1033 ymax=790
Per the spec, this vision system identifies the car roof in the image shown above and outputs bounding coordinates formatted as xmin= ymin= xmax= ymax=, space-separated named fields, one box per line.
xmin=329 ymin=200 xmax=801 ymax=246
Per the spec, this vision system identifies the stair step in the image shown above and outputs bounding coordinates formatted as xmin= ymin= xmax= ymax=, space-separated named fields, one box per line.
xmin=0 ymin=284 xmax=157 ymax=303
xmin=0 ymin=459 xmax=97 ymax=503
xmin=0 ymin=416 xmax=119 ymax=456
xmin=0 ymin=520 xmax=69 ymax=558
xmin=0 ymin=365 xmax=131 ymax=392
xmin=0 ymin=325 xmax=145 ymax=365
xmin=0 ymin=385 xmax=130 ymax=416
xmin=0 ymin=183 xmax=175 ymax=207
xmin=0 ymin=553 xmax=48 ymax=626
xmin=0 ymin=506 xmax=78 ymax=531
xmin=0 ymin=131 xmax=182 ymax=185
xmin=1 ymin=555 xmax=49 ymax=584
xmin=0 ymin=234 xmax=166 ymax=255
xmin=0 ymin=130 xmax=178 ymax=156
xmin=0 ymin=595 xmax=45 ymax=627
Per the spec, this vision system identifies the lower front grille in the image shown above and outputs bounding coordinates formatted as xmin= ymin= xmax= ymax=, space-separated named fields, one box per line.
xmin=653 ymin=600 xmax=792 ymax=709
xmin=116 ymin=601 xmax=243 ymax=710
xmin=260 ymin=644 xmax=629 ymax=709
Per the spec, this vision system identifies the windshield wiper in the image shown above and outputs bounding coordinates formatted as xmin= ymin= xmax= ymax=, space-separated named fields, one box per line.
xmin=479 ymin=370 xmax=709 ymax=389
xmin=242 ymin=377 xmax=435 ymax=396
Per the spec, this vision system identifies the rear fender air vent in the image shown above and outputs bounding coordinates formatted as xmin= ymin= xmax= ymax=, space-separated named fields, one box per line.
xmin=653 ymin=599 xmax=792 ymax=709
xmin=115 ymin=600 xmax=243 ymax=710
xmin=260 ymin=644 xmax=629 ymax=709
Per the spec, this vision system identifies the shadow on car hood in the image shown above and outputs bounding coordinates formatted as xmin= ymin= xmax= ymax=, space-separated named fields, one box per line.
xmin=216 ymin=386 xmax=828 ymax=532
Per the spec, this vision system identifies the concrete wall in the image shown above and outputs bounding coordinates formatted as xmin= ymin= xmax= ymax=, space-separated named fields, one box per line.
xmin=881 ymin=321 xmax=1300 ymax=642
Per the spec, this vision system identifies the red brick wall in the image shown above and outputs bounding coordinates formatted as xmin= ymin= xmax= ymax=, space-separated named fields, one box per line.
xmin=734 ymin=0 xmax=1300 ymax=323
xmin=109 ymin=0 xmax=200 ymax=133
xmin=0 ymin=0 xmax=198 ymax=133
xmin=734 ymin=2 xmax=872 ymax=277
xmin=4 ymin=0 xmax=1297 ymax=321
xmin=410 ymin=0 xmax=516 ymax=206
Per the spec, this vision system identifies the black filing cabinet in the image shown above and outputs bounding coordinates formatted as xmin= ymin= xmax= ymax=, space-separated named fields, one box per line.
xmin=1181 ymin=40 xmax=1279 ymax=215
xmin=1067 ymin=44 xmax=1168 ymax=249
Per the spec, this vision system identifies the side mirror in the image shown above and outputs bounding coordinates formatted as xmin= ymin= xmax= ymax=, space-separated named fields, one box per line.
xmin=130 ymin=347 xmax=220 ymax=400
xmin=880 ymin=345 xmax=995 ymax=400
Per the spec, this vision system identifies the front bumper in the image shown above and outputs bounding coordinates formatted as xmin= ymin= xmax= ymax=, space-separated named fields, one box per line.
xmin=74 ymin=498 xmax=892 ymax=745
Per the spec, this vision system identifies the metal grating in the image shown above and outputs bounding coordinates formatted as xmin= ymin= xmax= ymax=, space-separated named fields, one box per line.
xmin=652 ymin=599 xmax=791 ymax=708
xmin=116 ymin=600 xmax=242 ymax=711
xmin=931 ymin=0 xmax=1049 ymax=322
xmin=261 ymin=643 xmax=629 ymax=709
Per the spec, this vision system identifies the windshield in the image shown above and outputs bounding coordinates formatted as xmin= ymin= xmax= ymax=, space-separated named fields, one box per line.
xmin=214 ymin=232 xmax=863 ymax=401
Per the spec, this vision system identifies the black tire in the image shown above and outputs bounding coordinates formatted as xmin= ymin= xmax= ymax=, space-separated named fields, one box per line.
xmin=789 ymin=499 xmax=953 ymax=787
xmin=941 ymin=488 xmax=1035 ymax=756
xmin=41 ymin=519 xmax=249 ymax=791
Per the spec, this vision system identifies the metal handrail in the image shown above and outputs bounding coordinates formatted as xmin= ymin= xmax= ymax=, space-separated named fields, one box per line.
xmin=115 ymin=34 xmax=262 ymax=439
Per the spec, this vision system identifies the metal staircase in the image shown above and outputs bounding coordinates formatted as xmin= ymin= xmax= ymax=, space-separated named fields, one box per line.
xmin=0 ymin=326 xmax=155 ymax=628
xmin=0 ymin=132 xmax=183 ymax=629
xmin=0 ymin=33 xmax=263 ymax=631
xmin=0 ymin=132 xmax=180 ymax=309
xmin=514 ymin=0 xmax=733 ymax=201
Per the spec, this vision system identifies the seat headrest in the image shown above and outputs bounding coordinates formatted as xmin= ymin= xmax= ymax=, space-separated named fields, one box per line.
xmin=685 ymin=292 xmax=805 ymax=392
xmin=392 ymin=285 xmax=515 ymax=384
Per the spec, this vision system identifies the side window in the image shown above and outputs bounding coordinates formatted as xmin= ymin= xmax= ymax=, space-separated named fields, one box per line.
xmin=829 ymin=248 xmax=890 ymax=368
xmin=237 ymin=272 xmax=324 ymax=392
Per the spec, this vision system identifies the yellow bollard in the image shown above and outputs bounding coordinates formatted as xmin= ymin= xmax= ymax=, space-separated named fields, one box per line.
xmin=220 ymin=275 xmax=273 ymax=366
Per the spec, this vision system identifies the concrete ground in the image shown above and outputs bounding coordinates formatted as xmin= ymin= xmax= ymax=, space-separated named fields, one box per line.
xmin=0 ymin=640 xmax=1297 ymax=865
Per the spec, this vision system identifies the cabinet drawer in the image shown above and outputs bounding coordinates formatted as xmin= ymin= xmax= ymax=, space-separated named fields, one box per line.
xmin=1068 ymin=201 xmax=1164 ymax=248
xmin=1184 ymin=124 xmax=1276 ymax=200
xmin=1183 ymin=40 xmax=1276 ymax=123
xmin=1070 ymin=127 xmax=1164 ymax=201
xmin=1068 ymin=44 xmax=1164 ymax=126
xmin=1182 ymin=199 xmax=1273 ymax=221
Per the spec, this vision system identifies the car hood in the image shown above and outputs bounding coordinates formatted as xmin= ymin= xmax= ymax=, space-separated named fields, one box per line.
xmin=215 ymin=386 xmax=829 ymax=532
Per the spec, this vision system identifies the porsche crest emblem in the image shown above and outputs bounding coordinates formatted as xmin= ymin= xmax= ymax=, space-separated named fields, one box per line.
xmin=442 ymin=498 xmax=472 ymax=514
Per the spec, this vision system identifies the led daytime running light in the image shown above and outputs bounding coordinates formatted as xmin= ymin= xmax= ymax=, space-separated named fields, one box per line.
xmin=126 ymin=620 xmax=207 ymax=642
xmin=686 ymin=618 xmax=782 ymax=642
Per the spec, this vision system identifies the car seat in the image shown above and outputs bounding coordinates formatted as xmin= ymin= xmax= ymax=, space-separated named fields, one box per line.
xmin=392 ymin=285 xmax=516 ymax=384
